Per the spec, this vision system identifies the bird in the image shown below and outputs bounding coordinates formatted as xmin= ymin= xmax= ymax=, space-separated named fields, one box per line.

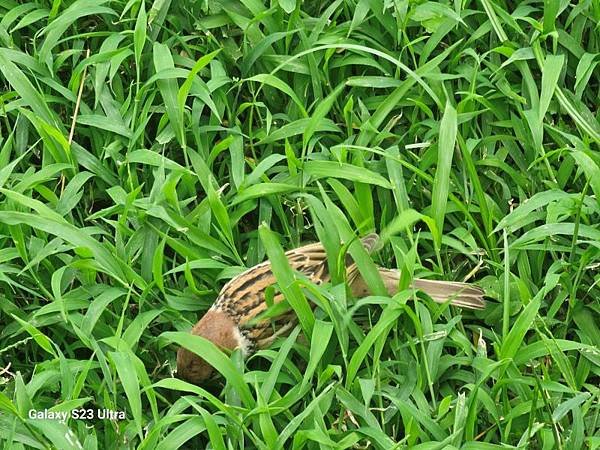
xmin=176 ymin=233 xmax=485 ymax=384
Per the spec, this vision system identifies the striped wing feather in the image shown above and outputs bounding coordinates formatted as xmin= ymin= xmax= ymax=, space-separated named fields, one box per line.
xmin=214 ymin=235 xmax=378 ymax=349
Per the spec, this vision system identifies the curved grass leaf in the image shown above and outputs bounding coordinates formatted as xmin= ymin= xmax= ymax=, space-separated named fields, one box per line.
xmin=159 ymin=331 xmax=255 ymax=408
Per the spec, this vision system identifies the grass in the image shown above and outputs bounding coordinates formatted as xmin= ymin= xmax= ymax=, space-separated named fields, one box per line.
xmin=0 ymin=0 xmax=599 ymax=448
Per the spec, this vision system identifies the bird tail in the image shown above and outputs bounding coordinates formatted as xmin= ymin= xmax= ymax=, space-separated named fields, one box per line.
xmin=352 ymin=267 xmax=486 ymax=310
xmin=409 ymin=278 xmax=486 ymax=310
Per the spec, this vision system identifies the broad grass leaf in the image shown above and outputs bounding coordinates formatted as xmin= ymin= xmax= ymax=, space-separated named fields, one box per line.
xmin=259 ymin=118 xmax=340 ymax=144
xmin=567 ymin=407 xmax=585 ymax=450
xmin=511 ymin=223 xmax=600 ymax=249
xmin=431 ymin=101 xmax=457 ymax=249
xmin=383 ymin=393 xmax=447 ymax=442
xmin=514 ymin=340 xmax=598 ymax=366
xmin=242 ymin=154 xmax=287 ymax=188
xmin=177 ymin=49 xmax=221 ymax=113
xmin=327 ymin=178 xmax=364 ymax=230
xmin=229 ymin=133 xmax=245 ymax=189
xmin=110 ymin=351 xmax=144 ymax=439
xmin=13 ymin=372 xmax=32 ymax=417
xmin=241 ymin=31 xmax=296 ymax=75
xmin=552 ymin=392 xmax=591 ymax=422
xmin=134 ymin=0 xmax=147 ymax=73
xmin=384 ymin=145 xmax=410 ymax=213
xmin=93 ymin=35 xmax=128 ymax=105
xmin=497 ymin=47 xmax=535 ymax=72
xmin=165 ymin=259 xmax=227 ymax=275
xmin=303 ymin=320 xmax=333 ymax=385
xmin=155 ymin=417 xmax=206 ymax=450
xmin=0 ymin=136 xmax=20 ymax=186
xmin=257 ymin=390 xmax=278 ymax=448
xmin=412 ymin=1 xmax=465 ymax=31
xmin=0 ymin=392 xmax=21 ymax=417
xmin=318 ymin=185 xmax=386 ymax=295
xmin=0 ymin=211 xmax=137 ymax=286
xmin=539 ymin=54 xmax=564 ymax=121
xmin=123 ymin=310 xmax=163 ymax=348
xmin=71 ymin=142 xmax=119 ymax=185
xmin=0 ymin=188 xmax=65 ymax=222
xmin=571 ymin=146 xmax=600 ymax=210
xmin=246 ymin=74 xmax=307 ymax=117
xmin=345 ymin=300 xmax=403 ymax=387
xmin=276 ymin=384 xmax=336 ymax=447
xmin=303 ymin=161 xmax=391 ymax=188
xmin=0 ymin=3 xmax=37 ymax=30
xmin=542 ymin=0 xmax=560 ymax=34
xmin=0 ymin=49 xmax=55 ymax=125
xmin=56 ymin=171 xmax=95 ymax=215
xmin=302 ymin=193 xmax=342 ymax=283
xmin=153 ymin=236 xmax=167 ymax=292
xmin=77 ymin=114 xmax=132 ymax=138
xmin=494 ymin=190 xmax=574 ymax=233
xmin=303 ymin=83 xmax=344 ymax=149
xmin=50 ymin=266 xmax=68 ymax=323
xmin=380 ymin=208 xmax=433 ymax=242
xmin=336 ymin=387 xmax=396 ymax=446
xmin=196 ymin=407 xmax=227 ymax=450
xmin=159 ymin=331 xmax=255 ymax=408
xmin=20 ymin=110 xmax=72 ymax=164
xmin=349 ymin=0 xmax=370 ymax=36
xmin=146 ymin=205 xmax=234 ymax=257
xmin=39 ymin=0 xmax=115 ymax=68
xmin=452 ymin=392 xmax=467 ymax=445
xmin=126 ymin=149 xmax=190 ymax=173
xmin=187 ymin=148 xmax=237 ymax=255
xmin=153 ymin=42 xmax=185 ymax=147
xmin=573 ymin=305 xmax=600 ymax=348
xmin=232 ymin=183 xmax=299 ymax=205
xmin=0 ymin=48 xmax=46 ymax=76
xmin=539 ymin=333 xmax=578 ymax=391
xmin=574 ymin=53 xmax=600 ymax=98
xmin=556 ymin=88 xmax=600 ymax=143
xmin=480 ymin=0 xmax=508 ymax=42
xmin=259 ymin=224 xmax=314 ymax=335
xmin=11 ymin=314 xmax=58 ymax=358
xmin=27 ymin=420 xmax=82 ymax=449
xmin=149 ymin=378 xmax=238 ymax=418
xmin=278 ymin=0 xmax=296 ymax=14
xmin=459 ymin=140 xmax=494 ymax=239
xmin=81 ymin=287 xmax=125 ymax=336
xmin=500 ymin=296 xmax=541 ymax=360
xmin=461 ymin=443 xmax=511 ymax=450
xmin=356 ymin=41 xmax=461 ymax=147
xmin=260 ymin=327 xmax=301 ymax=401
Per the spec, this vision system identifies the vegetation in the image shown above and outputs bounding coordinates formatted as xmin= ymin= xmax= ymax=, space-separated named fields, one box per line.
xmin=0 ymin=0 xmax=599 ymax=448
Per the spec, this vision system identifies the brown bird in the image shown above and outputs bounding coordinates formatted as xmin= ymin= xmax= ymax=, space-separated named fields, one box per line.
xmin=176 ymin=234 xmax=485 ymax=384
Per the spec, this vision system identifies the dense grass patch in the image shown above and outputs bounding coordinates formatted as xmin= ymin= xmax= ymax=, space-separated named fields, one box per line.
xmin=1 ymin=0 xmax=599 ymax=448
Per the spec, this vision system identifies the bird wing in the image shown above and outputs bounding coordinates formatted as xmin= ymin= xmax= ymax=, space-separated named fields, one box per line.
xmin=214 ymin=234 xmax=379 ymax=348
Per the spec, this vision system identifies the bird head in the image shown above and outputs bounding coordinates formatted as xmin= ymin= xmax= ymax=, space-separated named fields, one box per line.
xmin=176 ymin=308 xmax=240 ymax=384
xmin=176 ymin=346 xmax=214 ymax=383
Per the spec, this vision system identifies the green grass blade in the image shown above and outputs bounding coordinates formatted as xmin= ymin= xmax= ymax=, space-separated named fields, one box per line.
xmin=430 ymin=101 xmax=457 ymax=251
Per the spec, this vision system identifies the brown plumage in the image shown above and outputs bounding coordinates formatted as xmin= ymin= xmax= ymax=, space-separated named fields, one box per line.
xmin=176 ymin=234 xmax=485 ymax=384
